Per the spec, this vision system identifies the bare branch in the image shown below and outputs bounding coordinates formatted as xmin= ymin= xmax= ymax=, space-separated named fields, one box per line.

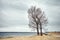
xmin=27 ymin=6 xmax=48 ymax=35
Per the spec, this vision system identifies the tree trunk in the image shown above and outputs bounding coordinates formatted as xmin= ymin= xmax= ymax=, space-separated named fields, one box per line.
xmin=37 ymin=24 xmax=39 ymax=35
xmin=40 ymin=23 xmax=43 ymax=36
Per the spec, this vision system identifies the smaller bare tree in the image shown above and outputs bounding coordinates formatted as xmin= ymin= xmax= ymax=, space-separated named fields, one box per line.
xmin=28 ymin=6 xmax=48 ymax=36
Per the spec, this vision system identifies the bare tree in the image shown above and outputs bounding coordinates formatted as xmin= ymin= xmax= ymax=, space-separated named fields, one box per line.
xmin=28 ymin=6 xmax=48 ymax=36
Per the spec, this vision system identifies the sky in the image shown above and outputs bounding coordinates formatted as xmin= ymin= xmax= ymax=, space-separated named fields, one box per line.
xmin=0 ymin=0 xmax=60 ymax=32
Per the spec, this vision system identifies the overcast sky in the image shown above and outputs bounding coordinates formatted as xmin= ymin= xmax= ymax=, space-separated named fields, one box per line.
xmin=0 ymin=0 xmax=60 ymax=32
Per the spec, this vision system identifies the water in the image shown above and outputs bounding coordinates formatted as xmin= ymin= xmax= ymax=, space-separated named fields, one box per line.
xmin=0 ymin=32 xmax=36 ymax=37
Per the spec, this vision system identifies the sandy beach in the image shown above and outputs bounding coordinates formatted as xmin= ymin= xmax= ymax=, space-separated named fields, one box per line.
xmin=0 ymin=33 xmax=60 ymax=40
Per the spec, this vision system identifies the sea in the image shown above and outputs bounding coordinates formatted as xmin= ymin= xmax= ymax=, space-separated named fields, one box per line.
xmin=0 ymin=32 xmax=36 ymax=37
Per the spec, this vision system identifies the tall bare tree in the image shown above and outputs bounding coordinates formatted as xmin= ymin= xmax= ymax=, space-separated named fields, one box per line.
xmin=28 ymin=6 xmax=48 ymax=36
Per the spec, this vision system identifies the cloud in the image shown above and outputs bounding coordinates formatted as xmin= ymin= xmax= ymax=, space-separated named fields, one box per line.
xmin=0 ymin=0 xmax=60 ymax=32
xmin=45 ymin=0 xmax=60 ymax=6
xmin=34 ymin=0 xmax=60 ymax=31
xmin=0 ymin=0 xmax=36 ymax=27
xmin=0 ymin=0 xmax=29 ymax=29
xmin=0 ymin=8 xmax=28 ymax=27
xmin=0 ymin=25 xmax=32 ymax=32
xmin=35 ymin=0 xmax=60 ymax=6
xmin=1 ymin=0 xmax=28 ymax=10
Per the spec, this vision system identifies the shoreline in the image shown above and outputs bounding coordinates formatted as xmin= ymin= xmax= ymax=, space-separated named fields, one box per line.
xmin=0 ymin=35 xmax=60 ymax=40
xmin=0 ymin=32 xmax=60 ymax=40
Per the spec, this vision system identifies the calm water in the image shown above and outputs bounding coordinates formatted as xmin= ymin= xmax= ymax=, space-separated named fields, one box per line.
xmin=0 ymin=32 xmax=36 ymax=37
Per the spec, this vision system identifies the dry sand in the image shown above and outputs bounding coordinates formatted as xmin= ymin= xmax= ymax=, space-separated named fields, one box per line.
xmin=0 ymin=33 xmax=60 ymax=40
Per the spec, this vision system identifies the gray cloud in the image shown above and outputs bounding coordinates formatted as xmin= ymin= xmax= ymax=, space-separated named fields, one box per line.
xmin=0 ymin=11 xmax=28 ymax=27
xmin=45 ymin=0 xmax=60 ymax=6
xmin=35 ymin=0 xmax=60 ymax=31
xmin=1 ymin=0 xmax=28 ymax=10
xmin=0 ymin=0 xmax=29 ymax=27
xmin=35 ymin=0 xmax=60 ymax=6
xmin=0 ymin=0 xmax=60 ymax=32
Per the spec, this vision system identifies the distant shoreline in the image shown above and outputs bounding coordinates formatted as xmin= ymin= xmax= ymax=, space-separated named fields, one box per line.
xmin=0 ymin=31 xmax=60 ymax=33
